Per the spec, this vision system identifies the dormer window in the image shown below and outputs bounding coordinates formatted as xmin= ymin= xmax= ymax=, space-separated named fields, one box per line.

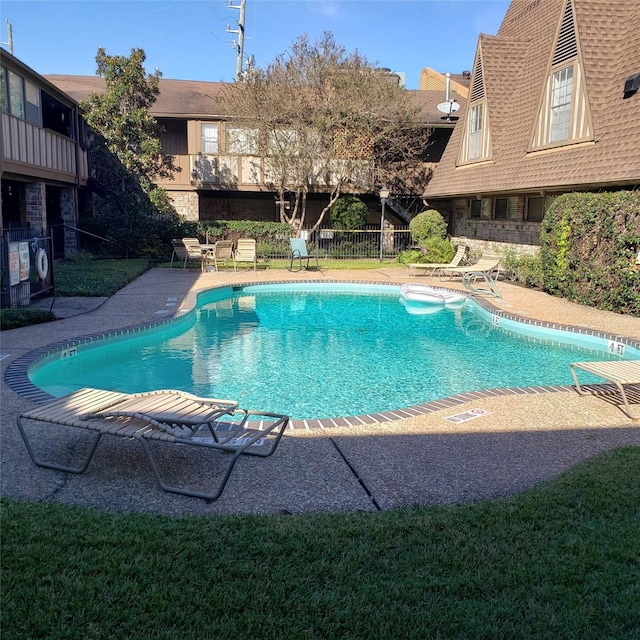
xmin=458 ymin=44 xmax=492 ymax=165
xmin=468 ymin=104 xmax=484 ymax=160
xmin=549 ymin=65 xmax=573 ymax=143
xmin=529 ymin=0 xmax=593 ymax=151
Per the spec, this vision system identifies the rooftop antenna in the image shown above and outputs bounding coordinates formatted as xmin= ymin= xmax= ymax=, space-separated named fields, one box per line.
xmin=437 ymin=72 xmax=460 ymax=121
xmin=1 ymin=20 xmax=13 ymax=55
xmin=227 ymin=0 xmax=246 ymax=82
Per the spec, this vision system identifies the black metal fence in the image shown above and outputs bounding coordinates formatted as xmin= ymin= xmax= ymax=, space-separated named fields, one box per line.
xmin=258 ymin=225 xmax=413 ymax=261
xmin=1 ymin=228 xmax=54 ymax=308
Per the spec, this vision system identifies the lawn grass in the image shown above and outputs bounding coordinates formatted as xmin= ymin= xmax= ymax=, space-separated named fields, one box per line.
xmin=0 ymin=260 xmax=153 ymax=330
xmin=54 ymin=258 xmax=151 ymax=297
xmin=2 ymin=447 xmax=639 ymax=639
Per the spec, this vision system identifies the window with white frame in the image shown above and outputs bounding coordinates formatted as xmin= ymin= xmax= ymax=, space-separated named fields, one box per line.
xmin=201 ymin=123 xmax=219 ymax=154
xmin=467 ymin=104 xmax=483 ymax=160
xmin=549 ymin=65 xmax=573 ymax=143
xmin=226 ymin=125 xmax=259 ymax=155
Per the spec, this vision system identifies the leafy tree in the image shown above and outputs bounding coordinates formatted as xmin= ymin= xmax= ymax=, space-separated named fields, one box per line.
xmin=219 ymin=32 xmax=431 ymax=233
xmin=80 ymin=48 xmax=180 ymax=257
xmin=329 ymin=196 xmax=369 ymax=230
xmin=82 ymin=47 xmax=177 ymax=182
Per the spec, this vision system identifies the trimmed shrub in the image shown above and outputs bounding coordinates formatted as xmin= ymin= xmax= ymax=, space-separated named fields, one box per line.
xmin=540 ymin=191 xmax=640 ymax=316
xmin=409 ymin=209 xmax=448 ymax=245
xmin=403 ymin=209 xmax=455 ymax=263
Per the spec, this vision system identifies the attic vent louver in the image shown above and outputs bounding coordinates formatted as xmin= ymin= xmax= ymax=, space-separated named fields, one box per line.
xmin=470 ymin=57 xmax=485 ymax=102
xmin=552 ymin=0 xmax=577 ymax=66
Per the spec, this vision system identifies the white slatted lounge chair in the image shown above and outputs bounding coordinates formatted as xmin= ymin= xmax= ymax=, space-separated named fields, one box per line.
xmin=437 ymin=255 xmax=502 ymax=280
xmin=181 ymin=237 xmax=210 ymax=272
xmin=210 ymin=239 xmax=236 ymax=271
xmin=569 ymin=360 xmax=640 ymax=420
xmin=17 ymin=388 xmax=290 ymax=501
xmin=234 ymin=238 xmax=257 ymax=271
xmin=406 ymin=244 xmax=468 ymax=277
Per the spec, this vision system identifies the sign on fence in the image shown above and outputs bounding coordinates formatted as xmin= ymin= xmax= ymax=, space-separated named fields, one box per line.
xmin=19 ymin=242 xmax=30 ymax=281
xmin=8 ymin=243 xmax=20 ymax=286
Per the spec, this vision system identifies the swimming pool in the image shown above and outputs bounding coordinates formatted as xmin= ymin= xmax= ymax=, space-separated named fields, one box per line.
xmin=28 ymin=283 xmax=639 ymax=421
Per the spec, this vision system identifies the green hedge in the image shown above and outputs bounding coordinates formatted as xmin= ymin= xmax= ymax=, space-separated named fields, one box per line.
xmin=540 ymin=191 xmax=640 ymax=316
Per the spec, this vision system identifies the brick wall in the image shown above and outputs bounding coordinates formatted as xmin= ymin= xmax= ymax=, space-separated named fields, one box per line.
xmin=168 ymin=191 xmax=200 ymax=220
xmin=25 ymin=182 xmax=46 ymax=233
xmin=60 ymin=187 xmax=78 ymax=255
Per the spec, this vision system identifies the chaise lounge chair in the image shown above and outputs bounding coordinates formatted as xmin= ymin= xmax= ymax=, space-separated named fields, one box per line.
xmin=569 ymin=360 xmax=640 ymax=420
xmin=289 ymin=237 xmax=319 ymax=272
xmin=17 ymin=388 xmax=290 ymax=501
xmin=406 ymin=244 xmax=468 ymax=277
xmin=437 ymin=255 xmax=502 ymax=280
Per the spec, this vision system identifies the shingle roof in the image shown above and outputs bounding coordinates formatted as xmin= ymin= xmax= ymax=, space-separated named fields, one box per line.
xmin=46 ymin=75 xmax=465 ymax=126
xmin=424 ymin=0 xmax=640 ymax=198
xmin=45 ymin=75 xmax=228 ymax=118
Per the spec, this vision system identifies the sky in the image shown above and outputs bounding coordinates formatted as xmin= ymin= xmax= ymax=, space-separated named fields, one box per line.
xmin=1 ymin=0 xmax=510 ymax=90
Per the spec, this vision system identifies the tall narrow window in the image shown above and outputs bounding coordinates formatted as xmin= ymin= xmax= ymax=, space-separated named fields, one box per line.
xmin=201 ymin=123 xmax=218 ymax=154
xmin=550 ymin=66 xmax=573 ymax=143
xmin=468 ymin=104 xmax=483 ymax=160
xmin=0 ymin=66 xmax=7 ymax=113
xmin=8 ymin=70 xmax=25 ymax=119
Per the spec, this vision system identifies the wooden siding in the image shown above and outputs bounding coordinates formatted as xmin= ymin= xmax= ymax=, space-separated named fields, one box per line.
xmin=2 ymin=112 xmax=87 ymax=182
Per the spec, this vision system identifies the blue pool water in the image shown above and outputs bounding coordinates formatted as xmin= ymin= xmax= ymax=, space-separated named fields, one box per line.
xmin=30 ymin=284 xmax=634 ymax=420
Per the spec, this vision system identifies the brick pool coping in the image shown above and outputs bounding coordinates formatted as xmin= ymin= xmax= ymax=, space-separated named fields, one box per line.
xmin=5 ymin=279 xmax=640 ymax=430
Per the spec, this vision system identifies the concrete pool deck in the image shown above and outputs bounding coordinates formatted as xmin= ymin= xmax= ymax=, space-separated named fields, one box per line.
xmin=1 ymin=266 xmax=639 ymax=516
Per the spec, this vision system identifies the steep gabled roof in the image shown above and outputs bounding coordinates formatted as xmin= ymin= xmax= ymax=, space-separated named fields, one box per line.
xmin=425 ymin=0 xmax=640 ymax=198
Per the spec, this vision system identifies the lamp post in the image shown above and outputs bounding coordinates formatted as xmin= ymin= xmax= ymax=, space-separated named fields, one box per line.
xmin=378 ymin=186 xmax=390 ymax=263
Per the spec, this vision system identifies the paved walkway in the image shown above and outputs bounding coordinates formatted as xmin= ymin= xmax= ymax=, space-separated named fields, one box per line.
xmin=1 ymin=267 xmax=639 ymax=516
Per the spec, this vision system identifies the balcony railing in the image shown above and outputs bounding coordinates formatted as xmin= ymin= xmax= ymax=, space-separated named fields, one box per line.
xmin=1 ymin=112 xmax=87 ymax=181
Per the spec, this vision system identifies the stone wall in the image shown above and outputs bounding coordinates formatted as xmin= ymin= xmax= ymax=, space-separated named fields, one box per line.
xmin=452 ymin=218 xmax=540 ymax=255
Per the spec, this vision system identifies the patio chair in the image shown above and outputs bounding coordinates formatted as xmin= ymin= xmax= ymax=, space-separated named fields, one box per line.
xmin=170 ymin=239 xmax=188 ymax=268
xmin=569 ymin=360 xmax=640 ymax=420
xmin=17 ymin=388 xmax=290 ymax=501
xmin=207 ymin=239 xmax=236 ymax=272
xmin=235 ymin=238 xmax=257 ymax=271
xmin=289 ymin=237 xmax=319 ymax=272
xmin=437 ymin=255 xmax=502 ymax=281
xmin=407 ymin=244 xmax=468 ymax=277
xmin=181 ymin=237 xmax=210 ymax=272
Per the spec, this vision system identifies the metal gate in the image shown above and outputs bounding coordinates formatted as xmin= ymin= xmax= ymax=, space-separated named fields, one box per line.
xmin=1 ymin=229 xmax=54 ymax=308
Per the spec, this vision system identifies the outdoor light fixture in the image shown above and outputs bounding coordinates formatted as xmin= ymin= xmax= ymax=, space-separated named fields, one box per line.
xmin=379 ymin=186 xmax=390 ymax=263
